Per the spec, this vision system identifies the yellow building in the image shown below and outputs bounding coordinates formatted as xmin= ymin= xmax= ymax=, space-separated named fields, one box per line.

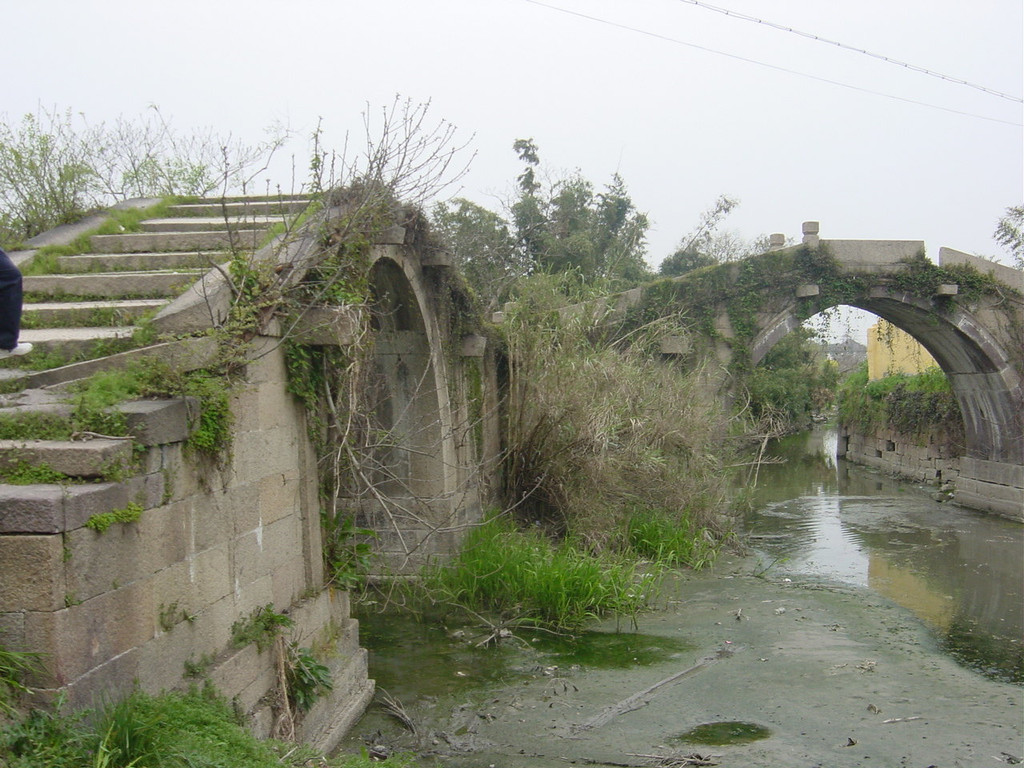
xmin=866 ymin=320 xmax=938 ymax=380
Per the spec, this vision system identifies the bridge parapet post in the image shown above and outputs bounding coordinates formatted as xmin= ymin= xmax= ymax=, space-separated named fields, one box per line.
xmin=802 ymin=221 xmax=820 ymax=247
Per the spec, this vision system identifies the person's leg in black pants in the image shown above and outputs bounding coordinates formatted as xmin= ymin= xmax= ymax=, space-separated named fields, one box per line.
xmin=0 ymin=247 xmax=31 ymax=356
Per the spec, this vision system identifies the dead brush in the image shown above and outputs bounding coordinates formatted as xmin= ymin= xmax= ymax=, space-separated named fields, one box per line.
xmin=503 ymin=280 xmax=732 ymax=550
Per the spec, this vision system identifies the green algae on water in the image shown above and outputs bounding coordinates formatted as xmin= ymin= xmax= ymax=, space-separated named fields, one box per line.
xmin=529 ymin=630 xmax=694 ymax=668
xmin=673 ymin=721 xmax=772 ymax=746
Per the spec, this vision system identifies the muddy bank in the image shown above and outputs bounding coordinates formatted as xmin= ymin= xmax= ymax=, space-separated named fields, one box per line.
xmin=339 ymin=553 xmax=1023 ymax=767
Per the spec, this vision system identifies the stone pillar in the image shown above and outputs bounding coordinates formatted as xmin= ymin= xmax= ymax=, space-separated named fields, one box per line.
xmin=802 ymin=221 xmax=820 ymax=247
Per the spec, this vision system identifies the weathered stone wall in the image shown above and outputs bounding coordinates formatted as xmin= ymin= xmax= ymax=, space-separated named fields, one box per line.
xmin=0 ymin=338 xmax=372 ymax=749
xmin=838 ymin=422 xmax=961 ymax=487
xmin=840 ymin=420 xmax=1024 ymax=521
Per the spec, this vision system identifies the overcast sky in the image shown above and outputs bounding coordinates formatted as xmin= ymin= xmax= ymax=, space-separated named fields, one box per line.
xmin=6 ymin=0 xmax=1022 ymax=274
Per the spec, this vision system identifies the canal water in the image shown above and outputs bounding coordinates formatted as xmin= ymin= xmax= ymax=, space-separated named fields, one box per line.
xmin=338 ymin=427 xmax=1023 ymax=765
xmin=743 ymin=427 xmax=1023 ymax=684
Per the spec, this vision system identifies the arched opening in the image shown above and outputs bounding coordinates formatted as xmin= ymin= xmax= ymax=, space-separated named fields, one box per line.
xmin=750 ymin=293 xmax=1022 ymax=466
xmin=335 ymin=255 xmax=459 ymax=571
xmin=365 ymin=258 xmax=446 ymax=499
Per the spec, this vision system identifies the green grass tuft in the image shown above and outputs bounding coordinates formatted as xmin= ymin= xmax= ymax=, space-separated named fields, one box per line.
xmin=423 ymin=515 xmax=660 ymax=632
xmin=0 ymin=460 xmax=70 ymax=486
xmin=85 ymin=502 xmax=143 ymax=533
xmin=231 ymin=604 xmax=294 ymax=652
xmin=625 ymin=508 xmax=720 ymax=570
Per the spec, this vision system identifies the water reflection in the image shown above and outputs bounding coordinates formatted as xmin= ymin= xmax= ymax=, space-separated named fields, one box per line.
xmin=742 ymin=427 xmax=1024 ymax=683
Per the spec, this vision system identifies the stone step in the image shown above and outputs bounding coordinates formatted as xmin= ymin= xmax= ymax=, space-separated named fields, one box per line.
xmin=90 ymin=229 xmax=268 ymax=254
xmin=7 ymin=327 xmax=139 ymax=365
xmin=57 ymin=252 xmax=225 ymax=273
xmin=0 ymin=438 xmax=133 ymax=479
xmin=297 ymin=637 xmax=373 ymax=752
xmin=0 ymin=369 xmax=27 ymax=387
xmin=23 ymin=299 xmax=167 ymax=326
xmin=166 ymin=199 xmax=311 ymax=218
xmin=0 ymin=387 xmax=198 ymax=455
xmin=0 ymin=387 xmax=73 ymax=422
xmin=24 ymin=271 xmax=203 ymax=299
xmin=0 ymin=478 xmax=152 ymax=535
xmin=138 ymin=216 xmax=280 ymax=233
xmin=20 ymin=336 xmax=218 ymax=390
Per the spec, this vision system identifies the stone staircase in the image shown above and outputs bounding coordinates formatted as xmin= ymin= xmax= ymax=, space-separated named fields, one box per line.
xmin=9 ymin=196 xmax=310 ymax=377
xmin=0 ymin=194 xmax=377 ymax=741
xmin=0 ymin=193 xmax=311 ymax=483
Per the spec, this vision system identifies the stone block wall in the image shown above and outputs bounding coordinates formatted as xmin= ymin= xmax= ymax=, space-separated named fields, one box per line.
xmin=0 ymin=338 xmax=371 ymax=749
xmin=839 ymin=422 xmax=1023 ymax=521
xmin=838 ymin=422 xmax=961 ymax=486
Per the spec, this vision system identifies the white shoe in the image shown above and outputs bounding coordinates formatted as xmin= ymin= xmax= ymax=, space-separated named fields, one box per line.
xmin=0 ymin=342 xmax=33 ymax=359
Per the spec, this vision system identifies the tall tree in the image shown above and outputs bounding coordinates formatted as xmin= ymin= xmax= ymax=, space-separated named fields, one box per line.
xmin=994 ymin=204 xmax=1024 ymax=270
xmin=509 ymin=139 xmax=650 ymax=289
xmin=659 ymin=195 xmax=771 ymax=277
xmin=431 ymin=198 xmax=524 ymax=310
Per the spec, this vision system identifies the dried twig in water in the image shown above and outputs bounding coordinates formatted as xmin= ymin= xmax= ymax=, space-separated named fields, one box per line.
xmin=627 ymin=753 xmax=719 ymax=767
xmin=377 ymin=688 xmax=417 ymax=735
xmin=572 ymin=646 xmax=738 ymax=733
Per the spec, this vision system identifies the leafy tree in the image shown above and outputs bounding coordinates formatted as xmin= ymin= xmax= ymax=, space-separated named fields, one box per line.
xmin=658 ymin=248 xmax=717 ymax=277
xmin=994 ymin=204 xmax=1024 ymax=270
xmin=745 ymin=328 xmax=838 ymax=431
xmin=659 ymin=195 xmax=772 ymax=277
xmin=508 ymin=138 xmax=651 ymax=290
xmin=431 ymin=197 xmax=525 ymax=310
xmin=433 ymin=139 xmax=652 ymax=302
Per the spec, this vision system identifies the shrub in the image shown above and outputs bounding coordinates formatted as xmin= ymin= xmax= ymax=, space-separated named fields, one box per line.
xmin=231 ymin=605 xmax=293 ymax=652
xmin=743 ymin=328 xmax=839 ymax=432
xmin=838 ymin=363 xmax=963 ymax=449
xmin=0 ymin=106 xmax=286 ymax=248
xmin=502 ymin=275 xmax=731 ymax=548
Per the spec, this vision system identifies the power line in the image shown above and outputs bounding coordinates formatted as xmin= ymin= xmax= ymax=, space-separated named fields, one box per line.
xmin=677 ymin=0 xmax=1023 ymax=103
xmin=519 ymin=0 xmax=1023 ymax=127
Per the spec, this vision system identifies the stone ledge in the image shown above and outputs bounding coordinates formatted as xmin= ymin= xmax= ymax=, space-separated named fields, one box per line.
xmin=0 ymin=438 xmax=132 ymax=478
xmin=297 ymin=650 xmax=373 ymax=753
xmin=959 ymin=456 xmax=1024 ymax=487
xmin=955 ymin=485 xmax=1024 ymax=521
xmin=0 ymin=476 xmax=160 ymax=535
xmin=120 ymin=397 xmax=199 ymax=446
xmin=287 ymin=306 xmax=362 ymax=346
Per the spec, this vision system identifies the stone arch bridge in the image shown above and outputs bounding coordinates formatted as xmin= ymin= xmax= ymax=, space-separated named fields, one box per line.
xmin=564 ymin=222 xmax=1023 ymax=518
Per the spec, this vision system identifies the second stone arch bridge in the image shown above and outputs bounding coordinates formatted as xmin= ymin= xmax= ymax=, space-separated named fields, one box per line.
xmin=550 ymin=222 xmax=1023 ymax=519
